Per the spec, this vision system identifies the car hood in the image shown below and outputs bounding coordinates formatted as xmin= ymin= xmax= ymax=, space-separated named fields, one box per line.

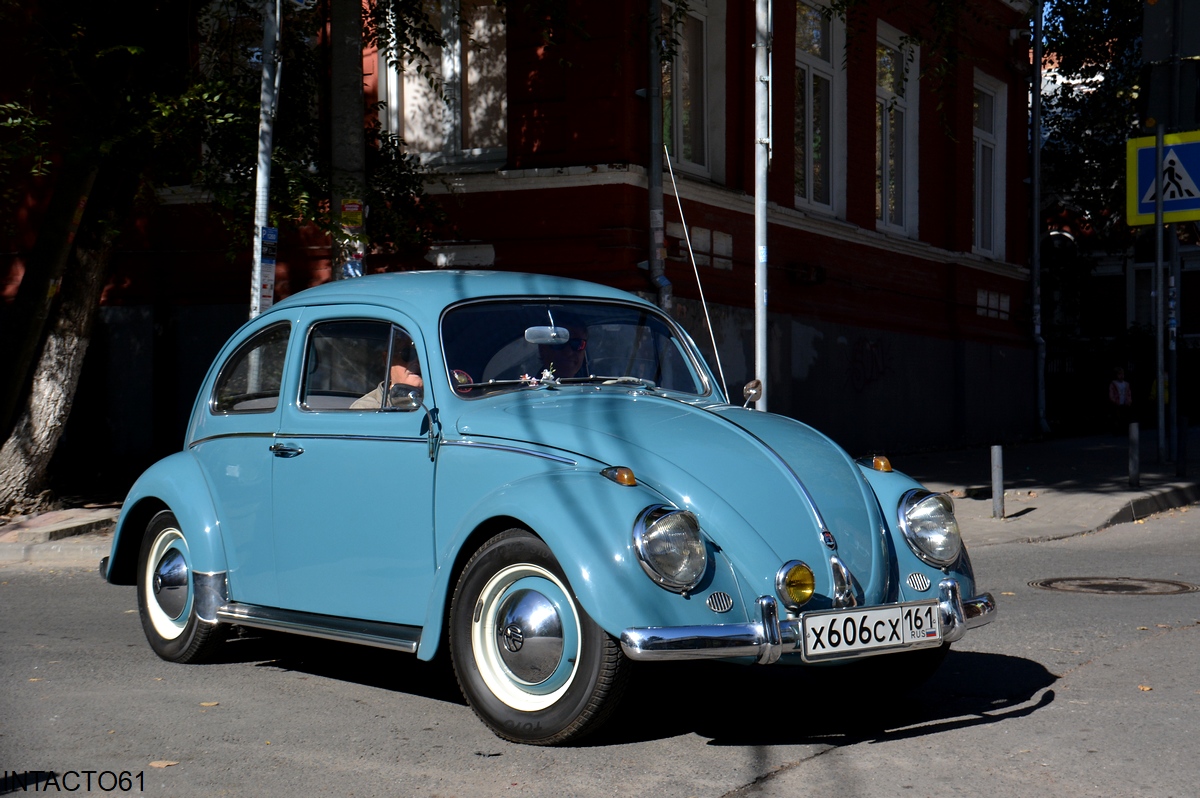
xmin=449 ymin=390 xmax=890 ymax=604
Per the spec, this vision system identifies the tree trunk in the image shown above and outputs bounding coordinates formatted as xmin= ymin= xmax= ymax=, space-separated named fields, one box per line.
xmin=0 ymin=164 xmax=99 ymax=439
xmin=0 ymin=231 xmax=114 ymax=515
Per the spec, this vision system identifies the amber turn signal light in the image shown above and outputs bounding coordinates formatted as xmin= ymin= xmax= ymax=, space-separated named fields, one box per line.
xmin=600 ymin=466 xmax=637 ymax=486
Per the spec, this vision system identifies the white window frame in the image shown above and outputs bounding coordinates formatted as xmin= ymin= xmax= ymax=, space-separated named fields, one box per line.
xmin=972 ymin=69 xmax=1007 ymax=260
xmin=662 ymin=0 xmax=726 ymax=181
xmin=874 ymin=21 xmax=919 ymax=237
xmin=377 ymin=0 xmax=507 ymax=170
xmin=793 ymin=0 xmax=846 ymax=216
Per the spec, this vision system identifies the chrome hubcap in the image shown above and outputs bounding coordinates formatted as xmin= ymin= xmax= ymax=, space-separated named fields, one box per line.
xmin=153 ymin=547 xmax=190 ymax=620
xmin=495 ymin=588 xmax=563 ymax=684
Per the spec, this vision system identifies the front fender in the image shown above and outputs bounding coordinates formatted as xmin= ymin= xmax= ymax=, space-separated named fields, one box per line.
xmin=418 ymin=465 xmax=748 ymax=660
xmin=106 ymin=452 xmax=228 ymax=586
xmin=858 ymin=463 xmax=978 ymax=599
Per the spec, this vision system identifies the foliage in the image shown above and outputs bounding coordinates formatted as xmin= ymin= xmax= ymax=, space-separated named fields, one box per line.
xmin=0 ymin=0 xmax=454 ymax=260
xmin=1040 ymin=0 xmax=1143 ymax=252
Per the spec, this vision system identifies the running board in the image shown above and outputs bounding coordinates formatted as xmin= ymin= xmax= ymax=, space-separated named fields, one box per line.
xmin=216 ymin=603 xmax=421 ymax=654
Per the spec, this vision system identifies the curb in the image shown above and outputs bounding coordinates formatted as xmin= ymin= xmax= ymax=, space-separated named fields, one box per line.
xmin=1104 ymin=482 xmax=1200 ymax=528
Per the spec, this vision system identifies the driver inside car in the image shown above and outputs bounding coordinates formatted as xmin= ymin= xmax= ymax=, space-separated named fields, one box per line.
xmin=537 ymin=322 xmax=588 ymax=379
xmin=352 ymin=336 xmax=424 ymax=409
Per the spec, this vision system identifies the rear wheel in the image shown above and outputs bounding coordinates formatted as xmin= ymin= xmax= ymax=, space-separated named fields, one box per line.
xmin=449 ymin=529 xmax=629 ymax=745
xmin=136 ymin=510 xmax=227 ymax=663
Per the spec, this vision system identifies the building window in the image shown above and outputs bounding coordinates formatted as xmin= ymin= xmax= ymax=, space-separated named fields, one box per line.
xmin=794 ymin=0 xmax=834 ymax=209
xmin=973 ymin=71 xmax=1007 ymax=259
xmin=976 ymin=289 xmax=1010 ymax=320
xmin=379 ymin=0 xmax=506 ymax=167
xmin=662 ymin=1 xmax=708 ymax=173
xmin=875 ymin=23 xmax=917 ymax=234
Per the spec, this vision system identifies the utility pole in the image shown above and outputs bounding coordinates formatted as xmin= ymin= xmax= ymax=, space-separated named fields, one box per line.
xmin=251 ymin=0 xmax=281 ymax=318
xmin=331 ymin=0 xmax=367 ymax=279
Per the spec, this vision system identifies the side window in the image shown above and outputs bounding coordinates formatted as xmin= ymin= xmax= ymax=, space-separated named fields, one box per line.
xmin=211 ymin=323 xmax=291 ymax=413
xmin=301 ymin=320 xmax=423 ymax=411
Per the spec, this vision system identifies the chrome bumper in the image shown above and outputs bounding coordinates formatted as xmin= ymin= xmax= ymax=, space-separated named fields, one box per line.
xmin=619 ymin=578 xmax=996 ymax=665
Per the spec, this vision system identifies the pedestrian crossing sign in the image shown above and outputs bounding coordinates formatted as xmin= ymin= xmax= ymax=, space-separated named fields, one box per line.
xmin=1127 ymin=129 xmax=1200 ymax=225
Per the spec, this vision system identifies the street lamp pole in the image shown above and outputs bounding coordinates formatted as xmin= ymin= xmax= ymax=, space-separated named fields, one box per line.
xmin=753 ymin=0 xmax=771 ymax=411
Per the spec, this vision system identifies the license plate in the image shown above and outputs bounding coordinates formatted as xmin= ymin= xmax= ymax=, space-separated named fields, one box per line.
xmin=800 ymin=601 xmax=941 ymax=661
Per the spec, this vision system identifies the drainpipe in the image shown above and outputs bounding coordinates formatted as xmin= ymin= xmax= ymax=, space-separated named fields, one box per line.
xmin=1031 ymin=1 xmax=1048 ymax=431
xmin=648 ymin=0 xmax=671 ymax=310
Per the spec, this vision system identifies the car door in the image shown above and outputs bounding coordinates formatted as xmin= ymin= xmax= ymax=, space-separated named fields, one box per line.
xmin=269 ymin=306 xmax=436 ymax=625
xmin=188 ymin=319 xmax=292 ymax=608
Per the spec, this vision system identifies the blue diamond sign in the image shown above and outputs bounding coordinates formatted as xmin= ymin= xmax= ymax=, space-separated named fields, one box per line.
xmin=1127 ymin=129 xmax=1200 ymax=225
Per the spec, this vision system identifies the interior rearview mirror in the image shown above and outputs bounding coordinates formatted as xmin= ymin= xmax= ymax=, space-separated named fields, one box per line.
xmin=525 ymin=326 xmax=571 ymax=345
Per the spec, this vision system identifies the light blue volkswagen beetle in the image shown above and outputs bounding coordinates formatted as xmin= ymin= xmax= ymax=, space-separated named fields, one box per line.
xmin=101 ymin=270 xmax=995 ymax=744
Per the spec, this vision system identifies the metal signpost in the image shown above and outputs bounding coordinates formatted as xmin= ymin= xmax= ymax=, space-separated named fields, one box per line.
xmin=1127 ymin=128 xmax=1200 ymax=459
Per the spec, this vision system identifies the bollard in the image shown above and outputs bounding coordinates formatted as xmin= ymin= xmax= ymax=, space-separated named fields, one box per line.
xmin=1129 ymin=422 xmax=1140 ymax=488
xmin=991 ymin=445 xmax=1004 ymax=519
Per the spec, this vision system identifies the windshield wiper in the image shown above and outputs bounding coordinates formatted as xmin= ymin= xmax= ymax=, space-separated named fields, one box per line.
xmin=453 ymin=379 xmax=554 ymax=391
xmin=558 ymin=375 xmax=658 ymax=390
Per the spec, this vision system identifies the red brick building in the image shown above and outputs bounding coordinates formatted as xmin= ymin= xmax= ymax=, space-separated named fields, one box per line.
xmin=16 ymin=0 xmax=1037 ymax=487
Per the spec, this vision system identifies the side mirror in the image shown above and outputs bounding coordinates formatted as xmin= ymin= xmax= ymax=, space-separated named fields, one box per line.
xmin=386 ymin=384 xmax=422 ymax=410
xmin=742 ymin=379 xmax=763 ymax=408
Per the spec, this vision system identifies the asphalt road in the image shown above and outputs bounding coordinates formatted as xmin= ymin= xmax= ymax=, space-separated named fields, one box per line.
xmin=2 ymin=511 xmax=1197 ymax=798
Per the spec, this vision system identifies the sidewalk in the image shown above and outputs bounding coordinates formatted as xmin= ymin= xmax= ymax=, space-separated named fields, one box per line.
xmin=2 ymin=431 xmax=1198 ymax=570
xmin=898 ymin=428 xmax=1200 ymax=546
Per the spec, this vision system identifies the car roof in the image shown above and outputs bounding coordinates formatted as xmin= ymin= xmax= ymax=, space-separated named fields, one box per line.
xmin=269 ymin=270 xmax=649 ymax=318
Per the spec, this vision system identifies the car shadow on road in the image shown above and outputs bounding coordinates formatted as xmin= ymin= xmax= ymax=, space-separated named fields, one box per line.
xmin=209 ymin=627 xmax=467 ymax=706
xmin=200 ymin=630 xmax=1052 ymax=748
xmin=588 ymin=649 xmax=1057 ymax=747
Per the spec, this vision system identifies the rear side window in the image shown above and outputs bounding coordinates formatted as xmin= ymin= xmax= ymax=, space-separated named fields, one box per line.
xmin=211 ymin=322 xmax=291 ymax=413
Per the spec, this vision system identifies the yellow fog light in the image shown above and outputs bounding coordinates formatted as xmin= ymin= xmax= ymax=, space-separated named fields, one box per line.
xmin=776 ymin=561 xmax=815 ymax=609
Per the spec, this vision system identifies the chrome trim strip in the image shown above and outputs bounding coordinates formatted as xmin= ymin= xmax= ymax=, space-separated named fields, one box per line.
xmin=442 ymin=439 xmax=577 ymax=465
xmin=274 ymin=433 xmax=427 ymax=444
xmin=619 ymin=578 xmax=998 ymax=663
xmin=190 ymin=432 xmax=428 ymax=449
xmin=215 ymin=603 xmax=421 ymax=654
xmin=190 ymin=432 xmax=276 ymax=448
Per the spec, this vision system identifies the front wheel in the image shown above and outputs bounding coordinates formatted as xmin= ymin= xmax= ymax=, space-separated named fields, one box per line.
xmin=449 ymin=530 xmax=629 ymax=745
xmin=136 ymin=510 xmax=226 ymax=663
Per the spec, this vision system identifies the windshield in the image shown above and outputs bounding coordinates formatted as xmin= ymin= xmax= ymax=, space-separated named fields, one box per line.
xmin=440 ymin=300 xmax=710 ymax=398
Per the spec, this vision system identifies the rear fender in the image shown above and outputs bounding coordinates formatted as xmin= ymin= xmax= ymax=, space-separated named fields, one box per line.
xmin=106 ymin=452 xmax=228 ymax=586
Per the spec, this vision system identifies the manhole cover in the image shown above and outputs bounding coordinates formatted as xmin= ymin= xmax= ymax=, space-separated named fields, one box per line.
xmin=1029 ymin=577 xmax=1199 ymax=595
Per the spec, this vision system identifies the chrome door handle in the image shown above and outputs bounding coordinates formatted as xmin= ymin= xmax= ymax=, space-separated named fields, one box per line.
xmin=269 ymin=443 xmax=304 ymax=458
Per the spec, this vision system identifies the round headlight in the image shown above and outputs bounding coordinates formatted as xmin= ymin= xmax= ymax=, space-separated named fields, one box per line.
xmin=776 ymin=560 xmax=815 ymax=609
xmin=632 ymin=506 xmax=708 ymax=592
xmin=899 ymin=490 xmax=962 ymax=567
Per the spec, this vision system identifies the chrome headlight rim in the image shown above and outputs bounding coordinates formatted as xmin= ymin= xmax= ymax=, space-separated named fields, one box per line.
xmin=775 ymin=559 xmax=816 ymax=610
xmin=898 ymin=489 xmax=963 ymax=568
xmin=632 ymin=505 xmax=708 ymax=593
